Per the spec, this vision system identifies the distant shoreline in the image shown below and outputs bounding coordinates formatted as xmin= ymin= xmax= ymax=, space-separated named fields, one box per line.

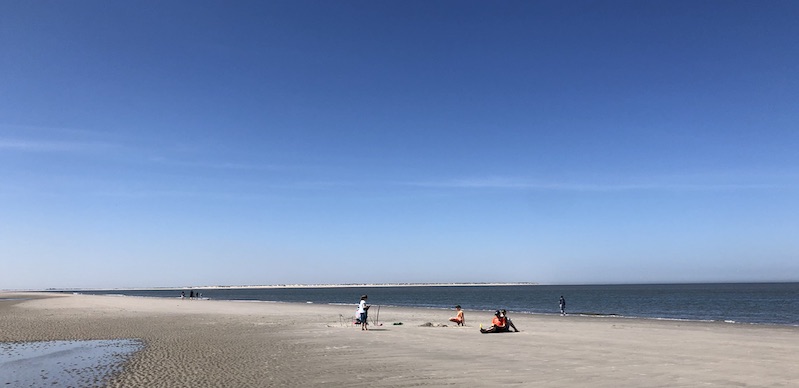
xmin=0 ymin=283 xmax=543 ymax=292
xmin=7 ymin=281 xmax=799 ymax=293
xmin=34 ymin=282 xmax=538 ymax=291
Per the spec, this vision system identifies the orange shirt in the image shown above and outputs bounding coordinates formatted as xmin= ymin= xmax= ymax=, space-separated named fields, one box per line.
xmin=492 ymin=316 xmax=506 ymax=327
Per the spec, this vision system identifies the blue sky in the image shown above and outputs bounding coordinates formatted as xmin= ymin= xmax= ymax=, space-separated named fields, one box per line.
xmin=2 ymin=1 xmax=798 ymax=289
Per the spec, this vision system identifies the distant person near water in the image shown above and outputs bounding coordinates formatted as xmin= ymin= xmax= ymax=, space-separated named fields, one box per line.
xmin=357 ymin=295 xmax=370 ymax=331
xmin=449 ymin=305 xmax=465 ymax=326
xmin=559 ymin=296 xmax=566 ymax=316
xmin=480 ymin=310 xmax=507 ymax=333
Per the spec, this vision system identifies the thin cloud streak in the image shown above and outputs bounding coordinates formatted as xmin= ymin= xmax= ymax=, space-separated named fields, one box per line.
xmin=147 ymin=157 xmax=284 ymax=172
xmin=404 ymin=177 xmax=792 ymax=192
xmin=0 ymin=137 xmax=122 ymax=153
xmin=88 ymin=180 xmax=357 ymax=200
xmin=0 ymin=123 xmax=127 ymax=152
xmin=92 ymin=189 xmax=270 ymax=201
xmin=0 ymin=136 xmax=285 ymax=173
xmin=0 ymin=123 xmax=111 ymax=137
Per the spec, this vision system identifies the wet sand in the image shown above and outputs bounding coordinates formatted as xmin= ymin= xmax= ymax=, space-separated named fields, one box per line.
xmin=1 ymin=292 xmax=797 ymax=387
xmin=2 ymin=338 xmax=143 ymax=387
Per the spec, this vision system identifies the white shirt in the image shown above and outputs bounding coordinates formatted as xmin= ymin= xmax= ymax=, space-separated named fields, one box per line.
xmin=357 ymin=299 xmax=367 ymax=314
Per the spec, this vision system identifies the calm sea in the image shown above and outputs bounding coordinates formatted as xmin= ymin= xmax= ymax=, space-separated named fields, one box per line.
xmin=72 ymin=283 xmax=799 ymax=326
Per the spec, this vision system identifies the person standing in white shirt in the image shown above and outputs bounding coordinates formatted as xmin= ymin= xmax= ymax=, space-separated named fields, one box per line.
xmin=357 ymin=295 xmax=369 ymax=330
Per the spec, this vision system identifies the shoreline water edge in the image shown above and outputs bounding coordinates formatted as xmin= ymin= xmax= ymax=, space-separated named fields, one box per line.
xmin=40 ymin=282 xmax=799 ymax=327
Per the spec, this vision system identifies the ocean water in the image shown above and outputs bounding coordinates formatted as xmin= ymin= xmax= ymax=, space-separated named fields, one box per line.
xmin=73 ymin=283 xmax=799 ymax=326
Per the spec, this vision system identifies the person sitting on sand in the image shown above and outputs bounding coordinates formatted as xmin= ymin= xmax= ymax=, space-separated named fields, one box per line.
xmin=500 ymin=309 xmax=519 ymax=332
xmin=449 ymin=305 xmax=465 ymax=326
xmin=480 ymin=310 xmax=507 ymax=333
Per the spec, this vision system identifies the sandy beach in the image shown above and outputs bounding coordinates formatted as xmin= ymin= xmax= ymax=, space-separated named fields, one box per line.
xmin=1 ymin=292 xmax=797 ymax=387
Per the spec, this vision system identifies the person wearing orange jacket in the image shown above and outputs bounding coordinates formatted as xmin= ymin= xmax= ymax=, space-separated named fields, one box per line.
xmin=480 ymin=310 xmax=507 ymax=333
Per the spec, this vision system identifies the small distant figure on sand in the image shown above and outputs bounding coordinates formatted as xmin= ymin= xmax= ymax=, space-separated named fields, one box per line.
xmin=189 ymin=290 xmax=195 ymax=299
xmin=180 ymin=291 xmax=185 ymax=299
xmin=480 ymin=310 xmax=507 ymax=333
xmin=500 ymin=309 xmax=519 ymax=332
xmin=559 ymin=295 xmax=566 ymax=316
xmin=357 ymin=295 xmax=370 ymax=331
xmin=449 ymin=305 xmax=465 ymax=326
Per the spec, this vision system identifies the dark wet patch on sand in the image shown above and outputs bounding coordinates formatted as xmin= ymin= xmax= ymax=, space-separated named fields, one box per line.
xmin=0 ymin=339 xmax=143 ymax=387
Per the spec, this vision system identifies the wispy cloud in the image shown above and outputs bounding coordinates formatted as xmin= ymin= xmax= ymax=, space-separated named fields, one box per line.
xmin=403 ymin=176 xmax=793 ymax=192
xmin=0 ymin=138 xmax=119 ymax=153
xmin=0 ymin=137 xmax=283 ymax=173
xmin=1 ymin=139 xmax=87 ymax=152
xmin=0 ymin=123 xmax=124 ymax=152
xmin=0 ymin=123 xmax=109 ymax=137
xmin=91 ymin=179 xmax=353 ymax=199
xmin=146 ymin=157 xmax=284 ymax=171
xmin=92 ymin=189 xmax=262 ymax=200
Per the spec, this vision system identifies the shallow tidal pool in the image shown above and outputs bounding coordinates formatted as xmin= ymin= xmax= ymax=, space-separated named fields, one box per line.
xmin=0 ymin=339 xmax=143 ymax=387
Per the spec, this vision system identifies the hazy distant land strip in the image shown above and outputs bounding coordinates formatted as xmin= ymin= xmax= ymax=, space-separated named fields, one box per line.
xmin=32 ymin=282 xmax=538 ymax=291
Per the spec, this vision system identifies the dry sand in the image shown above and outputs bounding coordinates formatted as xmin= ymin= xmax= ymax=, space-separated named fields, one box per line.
xmin=1 ymin=292 xmax=797 ymax=387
